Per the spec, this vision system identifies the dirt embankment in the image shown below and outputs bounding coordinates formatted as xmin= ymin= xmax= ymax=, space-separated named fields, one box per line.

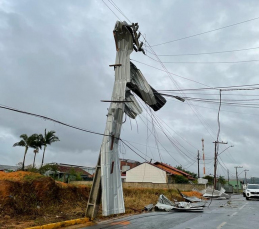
xmin=0 ymin=171 xmax=90 ymax=228
xmin=0 ymin=171 xmax=186 ymax=228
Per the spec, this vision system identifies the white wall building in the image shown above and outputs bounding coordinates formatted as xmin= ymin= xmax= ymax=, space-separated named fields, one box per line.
xmin=126 ymin=162 xmax=167 ymax=183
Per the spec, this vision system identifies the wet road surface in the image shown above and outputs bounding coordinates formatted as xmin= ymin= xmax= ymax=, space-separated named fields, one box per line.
xmin=83 ymin=195 xmax=259 ymax=229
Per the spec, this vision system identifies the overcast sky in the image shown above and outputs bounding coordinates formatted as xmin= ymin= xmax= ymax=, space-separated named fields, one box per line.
xmin=1 ymin=0 xmax=259 ymax=180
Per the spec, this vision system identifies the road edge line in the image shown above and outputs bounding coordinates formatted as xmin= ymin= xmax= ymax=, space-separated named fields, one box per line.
xmin=25 ymin=217 xmax=95 ymax=229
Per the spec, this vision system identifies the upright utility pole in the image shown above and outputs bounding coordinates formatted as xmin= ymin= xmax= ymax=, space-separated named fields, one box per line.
xmin=213 ymin=141 xmax=227 ymax=189
xmin=197 ymin=150 xmax=200 ymax=178
xmin=235 ymin=166 xmax=243 ymax=193
xmin=227 ymin=169 xmax=229 ymax=184
xmin=202 ymin=139 xmax=205 ymax=176
xmin=244 ymin=169 xmax=249 ymax=185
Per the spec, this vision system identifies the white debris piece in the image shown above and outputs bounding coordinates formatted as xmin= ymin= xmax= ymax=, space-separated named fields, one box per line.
xmin=203 ymin=187 xmax=230 ymax=199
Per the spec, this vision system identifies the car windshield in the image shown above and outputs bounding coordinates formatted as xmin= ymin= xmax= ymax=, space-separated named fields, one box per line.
xmin=247 ymin=185 xmax=259 ymax=189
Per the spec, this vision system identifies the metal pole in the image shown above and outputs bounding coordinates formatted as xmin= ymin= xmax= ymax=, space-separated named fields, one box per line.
xmin=202 ymin=139 xmax=205 ymax=176
xmin=234 ymin=166 xmax=243 ymax=193
xmin=227 ymin=169 xmax=229 ymax=185
xmin=214 ymin=142 xmax=217 ymax=189
xmin=213 ymin=141 xmax=228 ymax=189
xmin=244 ymin=169 xmax=249 ymax=185
xmin=197 ymin=150 xmax=200 ymax=178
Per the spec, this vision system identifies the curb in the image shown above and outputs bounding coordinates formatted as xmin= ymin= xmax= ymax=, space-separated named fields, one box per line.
xmin=25 ymin=217 xmax=95 ymax=229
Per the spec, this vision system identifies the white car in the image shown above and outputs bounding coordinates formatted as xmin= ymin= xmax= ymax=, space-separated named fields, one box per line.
xmin=245 ymin=184 xmax=259 ymax=200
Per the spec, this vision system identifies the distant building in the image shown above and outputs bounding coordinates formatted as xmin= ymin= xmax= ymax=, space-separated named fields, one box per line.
xmin=120 ymin=159 xmax=141 ymax=182
xmin=153 ymin=162 xmax=195 ymax=181
xmin=228 ymin=179 xmax=242 ymax=191
xmin=249 ymin=177 xmax=259 ymax=184
xmin=120 ymin=158 xmax=140 ymax=172
xmin=126 ymin=162 xmax=194 ymax=184
xmin=0 ymin=165 xmax=19 ymax=172
xmin=48 ymin=163 xmax=93 ymax=182
xmin=82 ymin=167 xmax=95 ymax=175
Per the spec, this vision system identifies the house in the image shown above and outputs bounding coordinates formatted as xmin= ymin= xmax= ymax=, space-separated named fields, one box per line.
xmin=153 ymin=162 xmax=195 ymax=181
xmin=120 ymin=159 xmax=141 ymax=182
xmin=48 ymin=163 xmax=93 ymax=181
xmin=82 ymin=166 xmax=95 ymax=175
xmin=125 ymin=162 xmax=194 ymax=184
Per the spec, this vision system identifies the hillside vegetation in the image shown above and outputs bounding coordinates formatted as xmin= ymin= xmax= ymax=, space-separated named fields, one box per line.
xmin=0 ymin=171 xmax=186 ymax=228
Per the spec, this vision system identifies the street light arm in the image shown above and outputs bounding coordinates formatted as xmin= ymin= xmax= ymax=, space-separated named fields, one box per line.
xmin=218 ymin=145 xmax=234 ymax=156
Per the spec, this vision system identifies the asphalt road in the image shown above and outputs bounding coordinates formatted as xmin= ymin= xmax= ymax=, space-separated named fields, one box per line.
xmin=83 ymin=195 xmax=259 ymax=229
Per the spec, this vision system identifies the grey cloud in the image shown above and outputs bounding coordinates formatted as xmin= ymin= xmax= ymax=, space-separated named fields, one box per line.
xmin=1 ymin=0 xmax=259 ymax=179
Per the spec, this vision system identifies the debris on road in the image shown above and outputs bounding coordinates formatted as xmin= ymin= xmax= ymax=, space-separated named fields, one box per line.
xmin=177 ymin=189 xmax=202 ymax=203
xmin=154 ymin=194 xmax=205 ymax=212
xmin=155 ymin=194 xmax=175 ymax=211
xmin=203 ymin=187 xmax=230 ymax=199
xmin=144 ymin=204 xmax=154 ymax=211
xmin=174 ymin=201 xmax=204 ymax=212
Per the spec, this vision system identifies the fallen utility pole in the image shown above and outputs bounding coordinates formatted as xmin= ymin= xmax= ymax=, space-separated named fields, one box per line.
xmin=235 ymin=166 xmax=243 ymax=193
xmin=213 ymin=141 xmax=228 ymax=189
xmin=86 ymin=21 xmax=167 ymax=219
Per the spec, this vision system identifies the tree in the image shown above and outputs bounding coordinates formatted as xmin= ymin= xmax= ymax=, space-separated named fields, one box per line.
xmin=203 ymin=175 xmax=214 ymax=185
xmin=41 ymin=129 xmax=59 ymax=167
xmin=32 ymin=149 xmax=39 ymax=168
xmin=175 ymin=165 xmax=197 ymax=179
xmin=174 ymin=175 xmax=189 ymax=184
xmin=32 ymin=134 xmax=44 ymax=168
xmin=218 ymin=176 xmax=227 ymax=185
xmin=13 ymin=134 xmax=41 ymax=171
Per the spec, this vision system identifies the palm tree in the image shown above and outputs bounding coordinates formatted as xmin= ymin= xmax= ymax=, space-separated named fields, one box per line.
xmin=41 ymin=129 xmax=59 ymax=167
xmin=33 ymin=148 xmax=39 ymax=168
xmin=33 ymin=134 xmax=44 ymax=168
xmin=13 ymin=134 xmax=40 ymax=171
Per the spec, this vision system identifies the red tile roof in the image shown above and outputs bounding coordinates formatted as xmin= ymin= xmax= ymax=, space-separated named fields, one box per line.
xmin=57 ymin=165 xmax=91 ymax=176
xmin=154 ymin=162 xmax=194 ymax=180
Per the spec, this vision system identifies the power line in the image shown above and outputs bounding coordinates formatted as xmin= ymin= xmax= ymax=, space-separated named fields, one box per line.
xmin=130 ymin=59 xmax=214 ymax=88
xmin=158 ymin=83 xmax=259 ymax=91
xmin=0 ymin=104 xmax=110 ymax=137
xmin=186 ymin=104 xmax=259 ymax=116
xmin=140 ymin=101 xmax=197 ymax=163
xmin=105 ymin=1 xmax=217 ymax=140
xmin=108 ymin=0 xmax=132 ymax=23
xmin=151 ymin=16 xmax=259 ymax=47
xmin=164 ymin=92 xmax=259 ymax=96
xmin=143 ymin=41 xmax=217 ymax=140
xmin=102 ymin=0 xmax=121 ymax=20
xmin=146 ymin=54 xmax=259 ymax=64
xmin=120 ymin=139 xmax=149 ymax=162
xmin=147 ymin=46 xmax=259 ymax=56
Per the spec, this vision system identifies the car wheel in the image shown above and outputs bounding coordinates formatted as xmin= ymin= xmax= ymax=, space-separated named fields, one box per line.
xmin=243 ymin=193 xmax=246 ymax=197
xmin=246 ymin=197 xmax=250 ymax=200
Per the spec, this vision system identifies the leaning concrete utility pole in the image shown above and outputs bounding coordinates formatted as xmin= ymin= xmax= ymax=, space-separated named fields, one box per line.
xmin=235 ymin=166 xmax=243 ymax=193
xmin=86 ymin=21 xmax=167 ymax=219
xmin=213 ymin=141 xmax=227 ymax=189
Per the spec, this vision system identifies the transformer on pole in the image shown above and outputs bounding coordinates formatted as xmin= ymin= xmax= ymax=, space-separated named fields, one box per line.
xmin=86 ymin=21 xmax=167 ymax=219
